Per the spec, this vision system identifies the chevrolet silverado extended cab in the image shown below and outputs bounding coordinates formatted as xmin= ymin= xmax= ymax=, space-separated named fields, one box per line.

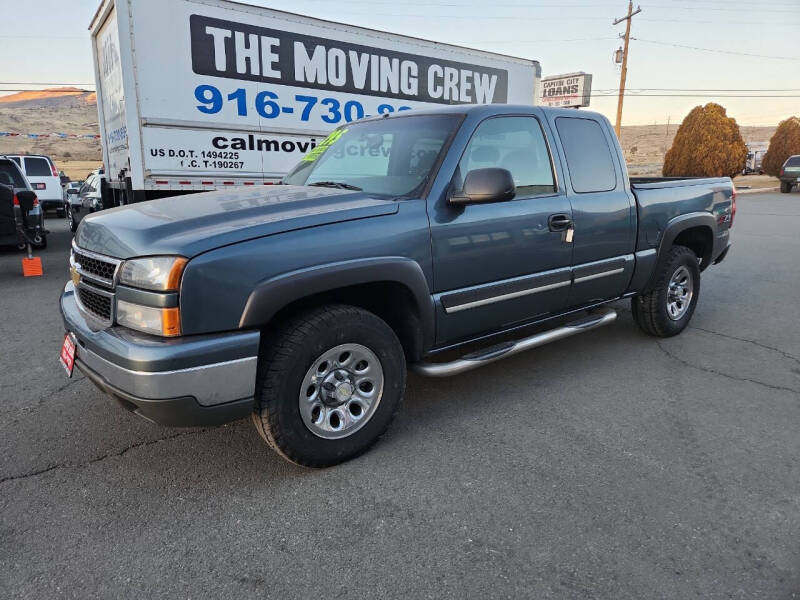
xmin=60 ymin=105 xmax=734 ymax=467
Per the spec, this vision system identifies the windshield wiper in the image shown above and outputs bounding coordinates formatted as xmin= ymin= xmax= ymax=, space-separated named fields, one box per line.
xmin=308 ymin=181 xmax=363 ymax=191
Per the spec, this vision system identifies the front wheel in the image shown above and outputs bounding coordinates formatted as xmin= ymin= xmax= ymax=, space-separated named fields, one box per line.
xmin=67 ymin=208 xmax=78 ymax=232
xmin=631 ymin=246 xmax=700 ymax=337
xmin=252 ymin=304 xmax=406 ymax=467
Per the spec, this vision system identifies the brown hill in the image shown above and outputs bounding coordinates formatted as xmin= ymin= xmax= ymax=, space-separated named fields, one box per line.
xmin=0 ymin=87 xmax=96 ymax=109
xmin=0 ymin=100 xmax=100 ymax=162
xmin=0 ymin=91 xmax=782 ymax=174
xmin=620 ymin=124 xmax=776 ymax=176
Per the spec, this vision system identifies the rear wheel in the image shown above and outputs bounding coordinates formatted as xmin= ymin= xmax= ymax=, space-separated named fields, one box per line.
xmin=252 ymin=304 xmax=406 ymax=467
xmin=632 ymin=245 xmax=700 ymax=337
xmin=56 ymin=208 xmax=65 ymax=218
xmin=780 ymin=181 xmax=792 ymax=193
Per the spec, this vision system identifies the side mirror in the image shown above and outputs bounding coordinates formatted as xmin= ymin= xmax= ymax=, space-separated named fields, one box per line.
xmin=450 ymin=168 xmax=516 ymax=205
xmin=16 ymin=190 xmax=37 ymax=211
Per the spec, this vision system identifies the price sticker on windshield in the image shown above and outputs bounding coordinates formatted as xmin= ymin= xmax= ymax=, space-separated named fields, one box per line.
xmin=302 ymin=128 xmax=347 ymax=162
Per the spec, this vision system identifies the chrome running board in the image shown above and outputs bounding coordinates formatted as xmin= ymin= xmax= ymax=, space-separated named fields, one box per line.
xmin=411 ymin=308 xmax=617 ymax=377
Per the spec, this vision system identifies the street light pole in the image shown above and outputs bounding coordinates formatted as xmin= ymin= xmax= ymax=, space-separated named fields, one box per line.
xmin=613 ymin=1 xmax=641 ymax=138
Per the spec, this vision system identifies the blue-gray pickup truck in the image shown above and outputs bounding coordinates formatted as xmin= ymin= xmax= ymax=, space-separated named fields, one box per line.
xmin=60 ymin=105 xmax=734 ymax=467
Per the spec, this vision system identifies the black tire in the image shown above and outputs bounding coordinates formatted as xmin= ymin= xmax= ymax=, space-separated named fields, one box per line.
xmin=68 ymin=210 xmax=78 ymax=233
xmin=780 ymin=181 xmax=792 ymax=193
xmin=631 ymin=246 xmax=700 ymax=337
xmin=36 ymin=235 xmax=47 ymax=249
xmin=252 ymin=304 xmax=406 ymax=467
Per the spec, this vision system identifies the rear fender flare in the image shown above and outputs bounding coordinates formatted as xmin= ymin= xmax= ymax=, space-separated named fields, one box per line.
xmin=238 ymin=257 xmax=435 ymax=350
xmin=645 ymin=212 xmax=716 ymax=291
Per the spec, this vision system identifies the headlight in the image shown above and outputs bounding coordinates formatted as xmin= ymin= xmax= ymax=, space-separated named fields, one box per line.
xmin=118 ymin=256 xmax=187 ymax=291
xmin=116 ymin=300 xmax=181 ymax=337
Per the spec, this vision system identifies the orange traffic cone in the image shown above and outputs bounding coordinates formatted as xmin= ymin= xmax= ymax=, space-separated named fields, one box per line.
xmin=22 ymin=243 xmax=43 ymax=277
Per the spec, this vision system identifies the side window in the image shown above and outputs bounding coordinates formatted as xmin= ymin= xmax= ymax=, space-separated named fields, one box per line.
xmin=24 ymin=157 xmax=52 ymax=177
xmin=555 ymin=117 xmax=617 ymax=193
xmin=8 ymin=156 xmax=21 ymax=166
xmin=458 ymin=116 xmax=555 ymax=197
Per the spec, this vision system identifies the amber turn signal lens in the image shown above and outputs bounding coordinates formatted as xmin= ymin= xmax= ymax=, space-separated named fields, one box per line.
xmin=165 ymin=258 xmax=188 ymax=291
xmin=162 ymin=307 xmax=181 ymax=337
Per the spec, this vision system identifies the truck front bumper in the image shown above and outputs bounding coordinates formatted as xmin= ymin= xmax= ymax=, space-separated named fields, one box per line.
xmin=60 ymin=282 xmax=260 ymax=426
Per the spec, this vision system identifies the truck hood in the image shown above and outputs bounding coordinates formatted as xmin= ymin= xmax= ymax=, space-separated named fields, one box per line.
xmin=74 ymin=185 xmax=399 ymax=258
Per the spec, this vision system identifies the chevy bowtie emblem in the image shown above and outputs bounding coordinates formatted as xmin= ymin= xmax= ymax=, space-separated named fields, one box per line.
xmin=70 ymin=264 xmax=81 ymax=287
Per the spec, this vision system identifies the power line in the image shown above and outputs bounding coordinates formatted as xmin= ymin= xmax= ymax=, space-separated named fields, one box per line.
xmin=253 ymin=10 xmax=800 ymax=25
xmin=591 ymin=94 xmax=800 ymax=98
xmin=633 ymin=38 xmax=800 ymax=61
xmin=594 ymin=88 xmax=800 ymax=92
xmin=300 ymin=0 xmax=800 ymax=6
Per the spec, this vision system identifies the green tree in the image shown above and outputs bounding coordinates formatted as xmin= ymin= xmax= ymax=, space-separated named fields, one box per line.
xmin=762 ymin=116 xmax=800 ymax=177
xmin=663 ymin=103 xmax=747 ymax=178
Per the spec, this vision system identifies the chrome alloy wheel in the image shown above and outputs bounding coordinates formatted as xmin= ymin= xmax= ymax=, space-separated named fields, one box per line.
xmin=299 ymin=343 xmax=384 ymax=439
xmin=666 ymin=265 xmax=693 ymax=320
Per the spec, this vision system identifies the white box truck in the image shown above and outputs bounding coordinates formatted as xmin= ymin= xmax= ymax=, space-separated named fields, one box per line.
xmin=90 ymin=0 xmax=541 ymax=204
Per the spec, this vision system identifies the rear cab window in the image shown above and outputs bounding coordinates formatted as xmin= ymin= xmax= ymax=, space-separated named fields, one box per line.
xmin=555 ymin=117 xmax=617 ymax=193
xmin=23 ymin=157 xmax=53 ymax=177
xmin=0 ymin=160 xmax=27 ymax=188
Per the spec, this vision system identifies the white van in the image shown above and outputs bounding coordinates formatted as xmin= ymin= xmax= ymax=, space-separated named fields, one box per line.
xmin=7 ymin=154 xmax=65 ymax=216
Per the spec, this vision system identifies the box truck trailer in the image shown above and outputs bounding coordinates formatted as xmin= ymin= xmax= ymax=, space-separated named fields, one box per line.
xmin=89 ymin=0 xmax=541 ymax=205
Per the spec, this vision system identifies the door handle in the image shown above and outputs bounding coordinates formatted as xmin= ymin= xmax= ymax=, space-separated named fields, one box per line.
xmin=548 ymin=214 xmax=573 ymax=232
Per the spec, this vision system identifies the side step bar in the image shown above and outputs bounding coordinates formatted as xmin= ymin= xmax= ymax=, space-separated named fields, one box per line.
xmin=411 ymin=308 xmax=617 ymax=377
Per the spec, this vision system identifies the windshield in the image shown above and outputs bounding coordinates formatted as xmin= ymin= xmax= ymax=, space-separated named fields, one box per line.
xmin=284 ymin=114 xmax=461 ymax=197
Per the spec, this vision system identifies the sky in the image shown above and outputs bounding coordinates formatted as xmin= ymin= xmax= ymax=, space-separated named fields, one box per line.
xmin=1 ymin=0 xmax=798 ymax=126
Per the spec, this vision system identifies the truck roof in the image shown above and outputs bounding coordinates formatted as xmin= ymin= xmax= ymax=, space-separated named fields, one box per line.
xmin=360 ymin=104 xmax=607 ymax=122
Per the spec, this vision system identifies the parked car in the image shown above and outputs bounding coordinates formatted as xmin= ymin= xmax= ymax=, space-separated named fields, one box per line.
xmin=60 ymin=104 xmax=734 ymax=467
xmin=64 ymin=181 xmax=82 ymax=199
xmin=66 ymin=173 xmax=102 ymax=232
xmin=779 ymin=155 xmax=800 ymax=193
xmin=0 ymin=157 xmax=46 ymax=248
xmin=6 ymin=154 xmax=65 ymax=216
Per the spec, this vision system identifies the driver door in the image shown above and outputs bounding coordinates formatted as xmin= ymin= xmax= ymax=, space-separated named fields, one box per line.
xmin=429 ymin=115 xmax=573 ymax=344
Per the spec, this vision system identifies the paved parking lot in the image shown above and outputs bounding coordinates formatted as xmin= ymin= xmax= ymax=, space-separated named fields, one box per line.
xmin=1 ymin=193 xmax=799 ymax=599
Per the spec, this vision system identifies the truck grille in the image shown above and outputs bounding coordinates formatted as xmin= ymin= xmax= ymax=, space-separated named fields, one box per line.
xmin=71 ymin=242 xmax=121 ymax=325
xmin=77 ymin=284 xmax=113 ymax=321
xmin=73 ymin=251 xmax=117 ymax=283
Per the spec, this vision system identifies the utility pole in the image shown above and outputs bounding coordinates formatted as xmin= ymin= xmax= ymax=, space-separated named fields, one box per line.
xmin=613 ymin=1 xmax=641 ymax=138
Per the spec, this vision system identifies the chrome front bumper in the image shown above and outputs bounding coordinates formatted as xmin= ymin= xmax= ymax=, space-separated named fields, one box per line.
xmin=60 ymin=282 xmax=260 ymax=426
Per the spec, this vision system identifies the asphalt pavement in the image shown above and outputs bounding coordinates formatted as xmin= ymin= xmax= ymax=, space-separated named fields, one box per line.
xmin=1 ymin=194 xmax=798 ymax=599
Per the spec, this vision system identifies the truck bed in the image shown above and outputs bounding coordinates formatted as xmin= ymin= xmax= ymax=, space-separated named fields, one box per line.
xmin=631 ymin=176 xmax=734 ymax=261
xmin=630 ymin=176 xmax=729 ymax=188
